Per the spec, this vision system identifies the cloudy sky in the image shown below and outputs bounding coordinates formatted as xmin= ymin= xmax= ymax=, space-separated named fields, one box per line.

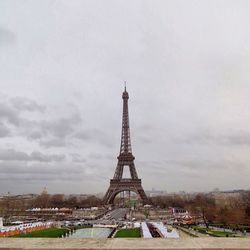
xmin=0 ymin=0 xmax=250 ymax=195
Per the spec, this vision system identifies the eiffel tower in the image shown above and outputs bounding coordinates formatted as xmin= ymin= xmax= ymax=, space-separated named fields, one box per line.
xmin=103 ymin=85 xmax=148 ymax=205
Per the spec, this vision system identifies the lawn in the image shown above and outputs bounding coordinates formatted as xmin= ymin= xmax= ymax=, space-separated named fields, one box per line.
xmin=192 ymin=226 xmax=207 ymax=234
xmin=12 ymin=228 xmax=69 ymax=238
xmin=114 ymin=228 xmax=141 ymax=238
xmin=208 ymin=230 xmax=235 ymax=237
xmin=191 ymin=226 xmax=236 ymax=237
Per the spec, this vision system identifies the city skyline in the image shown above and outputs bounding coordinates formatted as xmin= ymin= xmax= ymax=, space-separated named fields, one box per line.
xmin=0 ymin=0 xmax=250 ymax=194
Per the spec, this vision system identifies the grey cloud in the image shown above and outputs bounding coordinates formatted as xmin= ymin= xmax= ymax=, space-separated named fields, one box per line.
xmin=225 ymin=134 xmax=250 ymax=145
xmin=0 ymin=102 xmax=19 ymax=125
xmin=39 ymin=138 xmax=67 ymax=148
xmin=139 ymin=157 xmax=245 ymax=175
xmin=74 ymin=129 xmax=105 ymax=141
xmin=0 ymin=175 xmax=82 ymax=182
xmin=139 ymin=158 xmax=250 ymax=192
xmin=0 ymin=148 xmax=65 ymax=162
xmin=74 ymin=129 xmax=113 ymax=147
xmin=0 ymin=160 xmax=97 ymax=186
xmin=88 ymin=153 xmax=104 ymax=160
xmin=18 ymin=113 xmax=83 ymax=148
xmin=0 ymin=161 xmax=81 ymax=175
xmin=0 ymin=149 xmax=29 ymax=161
xmin=137 ymin=136 xmax=152 ymax=144
xmin=40 ymin=113 xmax=82 ymax=139
xmin=71 ymin=153 xmax=86 ymax=163
xmin=0 ymin=160 xmax=80 ymax=176
xmin=0 ymin=96 xmax=109 ymax=151
xmin=28 ymin=130 xmax=43 ymax=140
xmin=30 ymin=151 xmax=66 ymax=162
xmin=0 ymin=122 xmax=11 ymax=137
xmin=10 ymin=97 xmax=45 ymax=113
xmin=74 ymin=131 xmax=92 ymax=140
xmin=0 ymin=27 xmax=15 ymax=45
xmin=181 ymin=130 xmax=250 ymax=146
xmin=0 ymin=96 xmax=46 ymax=129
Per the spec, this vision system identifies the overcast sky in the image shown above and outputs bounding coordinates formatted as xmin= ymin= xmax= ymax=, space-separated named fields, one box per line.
xmin=0 ymin=0 xmax=250 ymax=195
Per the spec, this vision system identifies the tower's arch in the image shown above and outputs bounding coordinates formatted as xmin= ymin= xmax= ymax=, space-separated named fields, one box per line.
xmin=105 ymin=186 xmax=143 ymax=205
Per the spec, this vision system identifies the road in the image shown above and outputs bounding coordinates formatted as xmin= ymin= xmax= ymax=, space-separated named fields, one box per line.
xmin=83 ymin=208 xmax=129 ymax=225
xmin=103 ymin=208 xmax=128 ymax=220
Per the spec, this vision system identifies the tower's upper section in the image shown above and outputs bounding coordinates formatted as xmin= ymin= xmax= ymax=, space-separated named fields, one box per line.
xmin=122 ymin=85 xmax=129 ymax=100
xmin=119 ymin=85 xmax=133 ymax=156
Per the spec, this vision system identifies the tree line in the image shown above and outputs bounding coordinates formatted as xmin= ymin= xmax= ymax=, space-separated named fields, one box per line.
xmin=1 ymin=191 xmax=250 ymax=226
xmin=0 ymin=192 xmax=102 ymax=217
xmin=150 ymin=192 xmax=250 ymax=226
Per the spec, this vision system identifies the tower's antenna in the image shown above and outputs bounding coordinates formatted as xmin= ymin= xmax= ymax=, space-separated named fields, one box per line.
xmin=124 ymin=81 xmax=126 ymax=91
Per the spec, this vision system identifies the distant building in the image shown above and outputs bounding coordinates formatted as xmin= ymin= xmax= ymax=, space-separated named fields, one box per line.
xmin=212 ymin=191 xmax=243 ymax=207
xmin=146 ymin=190 xmax=166 ymax=197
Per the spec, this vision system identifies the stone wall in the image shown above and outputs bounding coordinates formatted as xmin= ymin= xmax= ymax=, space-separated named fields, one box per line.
xmin=1 ymin=238 xmax=250 ymax=249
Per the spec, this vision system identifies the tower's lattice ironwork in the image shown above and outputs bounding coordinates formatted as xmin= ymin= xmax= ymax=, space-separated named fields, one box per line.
xmin=103 ymin=86 xmax=148 ymax=205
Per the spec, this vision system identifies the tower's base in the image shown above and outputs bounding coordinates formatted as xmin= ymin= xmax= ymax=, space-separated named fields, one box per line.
xmin=103 ymin=178 xmax=148 ymax=205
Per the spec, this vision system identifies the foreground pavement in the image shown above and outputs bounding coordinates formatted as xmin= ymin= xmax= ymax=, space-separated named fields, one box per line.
xmin=1 ymin=238 xmax=250 ymax=249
